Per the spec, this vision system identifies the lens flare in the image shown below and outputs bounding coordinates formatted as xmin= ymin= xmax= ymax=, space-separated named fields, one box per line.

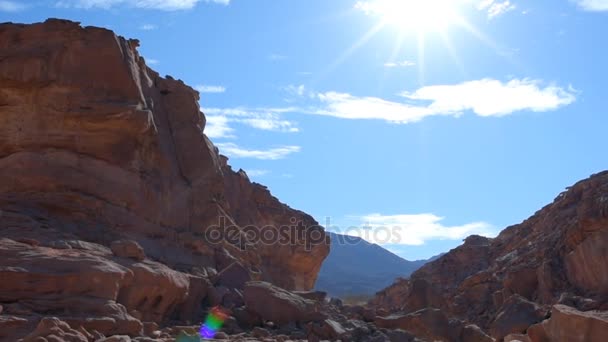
xmin=199 ymin=306 xmax=229 ymax=339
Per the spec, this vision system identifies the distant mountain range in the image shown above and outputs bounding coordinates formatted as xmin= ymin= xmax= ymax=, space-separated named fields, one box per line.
xmin=315 ymin=232 xmax=440 ymax=298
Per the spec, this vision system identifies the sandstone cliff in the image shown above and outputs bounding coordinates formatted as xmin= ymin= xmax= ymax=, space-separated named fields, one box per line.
xmin=0 ymin=19 xmax=329 ymax=340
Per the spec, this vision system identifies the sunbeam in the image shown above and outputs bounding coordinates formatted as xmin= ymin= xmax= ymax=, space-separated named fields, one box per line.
xmin=313 ymin=21 xmax=386 ymax=85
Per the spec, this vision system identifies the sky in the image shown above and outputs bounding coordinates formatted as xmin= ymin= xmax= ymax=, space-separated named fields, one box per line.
xmin=2 ymin=0 xmax=607 ymax=260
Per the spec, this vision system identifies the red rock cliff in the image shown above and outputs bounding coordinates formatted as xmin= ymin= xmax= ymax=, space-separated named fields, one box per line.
xmin=0 ymin=19 xmax=329 ymax=337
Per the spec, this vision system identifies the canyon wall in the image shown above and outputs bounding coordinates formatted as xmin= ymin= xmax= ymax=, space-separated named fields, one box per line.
xmin=0 ymin=19 xmax=329 ymax=339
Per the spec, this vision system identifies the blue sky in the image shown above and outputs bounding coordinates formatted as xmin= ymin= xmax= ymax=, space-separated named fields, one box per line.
xmin=3 ymin=0 xmax=607 ymax=260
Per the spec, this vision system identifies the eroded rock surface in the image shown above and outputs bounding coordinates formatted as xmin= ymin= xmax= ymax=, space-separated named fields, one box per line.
xmin=372 ymin=171 xmax=608 ymax=340
xmin=0 ymin=18 xmax=328 ymax=341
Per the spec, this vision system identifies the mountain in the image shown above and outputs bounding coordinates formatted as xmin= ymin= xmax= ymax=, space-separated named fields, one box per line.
xmin=315 ymin=232 xmax=438 ymax=298
xmin=371 ymin=171 xmax=608 ymax=341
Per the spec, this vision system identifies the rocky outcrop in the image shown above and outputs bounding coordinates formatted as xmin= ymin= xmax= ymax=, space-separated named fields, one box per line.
xmin=372 ymin=171 xmax=608 ymax=340
xmin=0 ymin=18 xmax=328 ymax=293
xmin=0 ymin=18 xmax=328 ymax=340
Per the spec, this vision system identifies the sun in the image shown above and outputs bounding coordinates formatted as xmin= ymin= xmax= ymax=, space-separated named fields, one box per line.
xmin=357 ymin=0 xmax=463 ymax=33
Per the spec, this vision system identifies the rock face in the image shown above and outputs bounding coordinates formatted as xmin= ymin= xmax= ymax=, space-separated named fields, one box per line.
xmin=372 ymin=171 xmax=608 ymax=340
xmin=0 ymin=18 xmax=328 ymax=340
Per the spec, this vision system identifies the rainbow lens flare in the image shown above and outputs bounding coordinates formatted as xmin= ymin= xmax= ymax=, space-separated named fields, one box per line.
xmin=200 ymin=306 xmax=229 ymax=339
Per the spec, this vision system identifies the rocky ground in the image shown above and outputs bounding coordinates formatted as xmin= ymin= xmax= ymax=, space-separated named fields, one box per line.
xmin=0 ymin=19 xmax=607 ymax=342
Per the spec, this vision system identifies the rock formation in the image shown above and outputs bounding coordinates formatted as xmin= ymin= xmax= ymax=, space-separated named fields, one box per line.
xmin=0 ymin=19 xmax=329 ymax=341
xmin=372 ymin=171 xmax=608 ymax=341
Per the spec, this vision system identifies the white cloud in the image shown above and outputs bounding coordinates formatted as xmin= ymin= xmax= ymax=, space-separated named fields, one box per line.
xmin=240 ymin=118 xmax=299 ymax=132
xmin=55 ymin=0 xmax=229 ymax=10
xmin=384 ymin=60 xmax=416 ymax=68
xmin=310 ymin=78 xmax=576 ymax=123
xmin=346 ymin=213 xmax=495 ymax=246
xmin=245 ymin=169 xmax=270 ymax=177
xmin=139 ymin=24 xmax=157 ymax=30
xmin=0 ymin=0 xmax=26 ymax=11
xmin=402 ymin=78 xmax=577 ymax=117
xmin=195 ymin=85 xmax=227 ymax=94
xmin=316 ymin=92 xmax=432 ymax=123
xmin=478 ymin=0 xmax=516 ymax=18
xmin=204 ymin=115 xmax=235 ymax=139
xmin=146 ymin=58 xmax=160 ymax=65
xmin=216 ymin=143 xmax=301 ymax=160
xmin=205 ymin=107 xmax=299 ymax=134
xmin=573 ymin=0 xmax=608 ymax=11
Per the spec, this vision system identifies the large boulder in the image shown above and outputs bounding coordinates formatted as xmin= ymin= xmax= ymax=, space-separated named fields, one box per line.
xmin=542 ymin=305 xmax=608 ymax=342
xmin=0 ymin=315 xmax=31 ymax=341
xmin=0 ymin=238 xmax=131 ymax=302
xmin=489 ymin=295 xmax=546 ymax=340
xmin=243 ymin=281 xmax=325 ymax=325
xmin=111 ymin=240 xmax=146 ymax=261
xmin=116 ymin=260 xmax=190 ymax=323
xmin=375 ymin=308 xmax=462 ymax=342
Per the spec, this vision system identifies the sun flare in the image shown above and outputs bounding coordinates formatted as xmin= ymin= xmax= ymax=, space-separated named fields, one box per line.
xmin=356 ymin=0 xmax=463 ymax=33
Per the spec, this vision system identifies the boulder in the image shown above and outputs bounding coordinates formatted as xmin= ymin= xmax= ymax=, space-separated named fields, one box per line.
xmin=375 ymin=308 xmax=461 ymax=341
xmin=116 ymin=260 xmax=190 ymax=323
xmin=0 ymin=315 xmax=31 ymax=340
xmin=489 ymin=295 xmax=546 ymax=340
xmin=21 ymin=317 xmax=89 ymax=342
xmin=177 ymin=275 xmax=211 ymax=322
xmin=251 ymin=327 xmax=271 ymax=338
xmin=232 ymin=307 xmax=262 ymax=328
xmin=526 ymin=321 xmax=549 ymax=342
xmin=308 ymin=319 xmax=347 ymax=340
xmin=0 ymin=239 xmax=131 ymax=302
xmin=111 ymin=240 xmax=146 ymax=261
xmin=383 ymin=329 xmax=419 ymax=342
xmin=243 ymin=281 xmax=324 ymax=325
xmin=542 ymin=304 xmax=608 ymax=342
xmin=461 ymin=324 xmax=494 ymax=342
xmin=504 ymin=334 xmax=531 ymax=342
